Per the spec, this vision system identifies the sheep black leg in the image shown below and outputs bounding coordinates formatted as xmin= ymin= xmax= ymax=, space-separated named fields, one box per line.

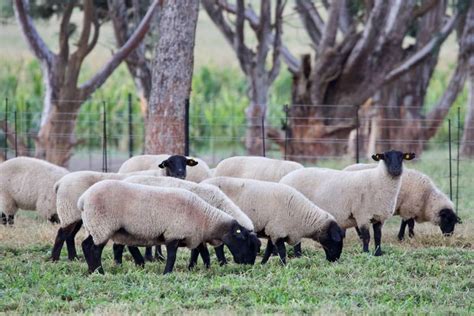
xmin=355 ymin=227 xmax=363 ymax=239
xmin=144 ymin=247 xmax=154 ymax=262
xmin=261 ymin=239 xmax=274 ymax=264
xmin=51 ymin=227 xmax=67 ymax=261
xmin=275 ymin=239 xmax=287 ymax=265
xmin=89 ymin=242 xmax=106 ymax=274
xmin=397 ymin=219 xmax=408 ymax=241
xmin=66 ymin=221 xmax=82 ymax=261
xmin=407 ymin=219 xmax=415 ymax=238
xmin=188 ymin=248 xmax=200 ymax=270
xmin=359 ymin=226 xmax=370 ymax=253
xmin=1 ymin=213 xmax=6 ymax=225
xmin=154 ymin=246 xmax=165 ymax=262
xmin=163 ymin=240 xmax=179 ymax=275
xmin=113 ymin=244 xmax=125 ymax=265
xmin=128 ymin=246 xmax=145 ymax=267
xmin=198 ymin=243 xmax=211 ymax=268
xmin=7 ymin=214 xmax=14 ymax=225
xmin=215 ymin=245 xmax=227 ymax=266
xmin=293 ymin=243 xmax=302 ymax=258
xmin=373 ymin=221 xmax=383 ymax=256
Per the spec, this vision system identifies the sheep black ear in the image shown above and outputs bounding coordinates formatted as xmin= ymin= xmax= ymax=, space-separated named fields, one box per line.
xmin=456 ymin=215 xmax=462 ymax=224
xmin=186 ymin=158 xmax=198 ymax=167
xmin=403 ymin=153 xmax=416 ymax=160
xmin=372 ymin=154 xmax=384 ymax=161
xmin=329 ymin=222 xmax=343 ymax=242
xmin=158 ymin=160 xmax=168 ymax=169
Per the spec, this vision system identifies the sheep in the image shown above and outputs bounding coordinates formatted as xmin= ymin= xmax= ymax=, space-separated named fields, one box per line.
xmin=202 ymin=177 xmax=345 ymax=264
xmin=0 ymin=157 xmax=68 ymax=225
xmin=343 ymin=163 xmax=461 ymax=240
xmin=117 ymin=175 xmax=254 ymax=268
xmin=118 ymin=154 xmax=211 ymax=182
xmin=51 ymin=169 xmax=164 ymax=261
xmin=213 ymin=156 xmax=304 ymax=182
xmin=280 ymin=150 xmax=415 ymax=256
xmin=78 ymin=180 xmax=261 ymax=274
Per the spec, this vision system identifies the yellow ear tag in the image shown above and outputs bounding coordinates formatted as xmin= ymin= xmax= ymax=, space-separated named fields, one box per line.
xmin=405 ymin=154 xmax=410 ymax=159
xmin=236 ymin=229 xmax=241 ymax=234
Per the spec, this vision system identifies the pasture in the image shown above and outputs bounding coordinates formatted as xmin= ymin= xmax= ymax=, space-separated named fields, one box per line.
xmin=1 ymin=152 xmax=473 ymax=314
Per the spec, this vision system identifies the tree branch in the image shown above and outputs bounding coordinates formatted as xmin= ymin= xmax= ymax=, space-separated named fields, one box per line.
xmin=295 ymin=0 xmax=324 ymax=48
xmin=269 ymin=0 xmax=285 ymax=83
xmin=58 ymin=1 xmax=75 ymax=61
xmin=202 ymin=0 xmax=236 ymax=46
xmin=79 ymin=0 xmax=160 ymax=99
xmin=71 ymin=0 xmax=94 ymax=61
xmin=256 ymin=0 xmax=271 ymax=66
xmin=83 ymin=14 xmax=100 ymax=58
xmin=319 ymin=0 xmax=342 ymax=52
xmin=13 ymin=0 xmax=54 ymax=65
xmin=235 ymin=0 xmax=254 ymax=75
xmin=412 ymin=0 xmax=439 ymax=19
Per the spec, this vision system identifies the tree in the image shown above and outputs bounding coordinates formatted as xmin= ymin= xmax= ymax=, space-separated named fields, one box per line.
xmin=13 ymin=0 xmax=159 ymax=166
xmin=202 ymin=0 xmax=286 ymax=155
xmin=145 ymin=1 xmax=200 ymax=155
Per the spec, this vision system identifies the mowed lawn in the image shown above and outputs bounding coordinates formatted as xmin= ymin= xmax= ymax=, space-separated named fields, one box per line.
xmin=1 ymin=153 xmax=473 ymax=314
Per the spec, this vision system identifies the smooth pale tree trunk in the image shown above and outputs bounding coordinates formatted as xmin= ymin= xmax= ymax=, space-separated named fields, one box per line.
xmin=145 ymin=1 xmax=199 ymax=154
xmin=461 ymin=55 xmax=474 ymax=156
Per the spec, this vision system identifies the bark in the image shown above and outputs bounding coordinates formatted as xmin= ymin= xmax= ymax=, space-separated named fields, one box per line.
xmin=145 ymin=1 xmax=199 ymax=155
xmin=13 ymin=0 xmax=159 ymax=166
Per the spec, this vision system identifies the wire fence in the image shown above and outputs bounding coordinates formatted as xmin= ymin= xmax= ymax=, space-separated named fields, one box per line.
xmin=0 ymin=96 xmax=471 ymax=214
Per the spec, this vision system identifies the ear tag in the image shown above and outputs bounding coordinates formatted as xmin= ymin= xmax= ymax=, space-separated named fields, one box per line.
xmin=405 ymin=154 xmax=410 ymax=159
xmin=236 ymin=229 xmax=241 ymax=234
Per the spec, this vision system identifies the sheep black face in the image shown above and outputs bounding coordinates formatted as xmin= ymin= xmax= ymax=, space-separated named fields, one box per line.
xmin=158 ymin=155 xmax=198 ymax=179
xmin=439 ymin=208 xmax=461 ymax=236
xmin=222 ymin=221 xmax=261 ymax=264
xmin=372 ymin=150 xmax=415 ymax=177
xmin=49 ymin=214 xmax=60 ymax=224
xmin=317 ymin=221 xmax=345 ymax=262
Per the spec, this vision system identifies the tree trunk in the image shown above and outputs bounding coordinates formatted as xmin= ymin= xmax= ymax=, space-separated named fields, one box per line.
xmin=245 ymin=73 xmax=269 ymax=155
xmin=461 ymin=55 xmax=474 ymax=156
xmin=145 ymin=1 xmax=199 ymax=155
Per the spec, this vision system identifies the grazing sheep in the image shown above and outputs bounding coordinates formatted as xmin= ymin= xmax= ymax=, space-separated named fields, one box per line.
xmin=280 ymin=150 xmax=415 ymax=256
xmin=343 ymin=164 xmax=461 ymax=239
xmin=51 ymin=170 xmax=164 ymax=261
xmin=79 ymin=180 xmax=261 ymax=274
xmin=202 ymin=177 xmax=345 ymax=264
xmin=118 ymin=175 xmax=254 ymax=268
xmin=0 ymin=157 xmax=68 ymax=225
xmin=118 ymin=154 xmax=210 ymax=182
xmin=214 ymin=156 xmax=304 ymax=182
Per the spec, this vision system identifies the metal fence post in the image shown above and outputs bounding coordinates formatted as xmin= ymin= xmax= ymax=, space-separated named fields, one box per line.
xmin=448 ymin=119 xmax=452 ymax=201
xmin=4 ymin=98 xmax=8 ymax=160
xmin=261 ymin=115 xmax=266 ymax=157
xmin=102 ymin=102 xmax=108 ymax=172
xmin=14 ymin=110 xmax=18 ymax=157
xmin=184 ymin=98 xmax=190 ymax=156
xmin=355 ymin=105 xmax=360 ymax=164
xmin=26 ymin=101 xmax=32 ymax=154
xmin=456 ymin=107 xmax=460 ymax=213
xmin=128 ymin=93 xmax=134 ymax=158
xmin=283 ymin=104 xmax=289 ymax=160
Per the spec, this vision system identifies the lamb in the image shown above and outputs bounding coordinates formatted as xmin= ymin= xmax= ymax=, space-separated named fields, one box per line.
xmin=78 ymin=180 xmax=261 ymax=274
xmin=51 ymin=169 xmax=164 ymax=261
xmin=280 ymin=150 xmax=415 ymax=256
xmin=213 ymin=156 xmax=304 ymax=182
xmin=0 ymin=157 xmax=68 ymax=225
xmin=202 ymin=177 xmax=345 ymax=264
xmin=118 ymin=154 xmax=211 ymax=182
xmin=118 ymin=175 xmax=255 ymax=268
xmin=343 ymin=163 xmax=461 ymax=239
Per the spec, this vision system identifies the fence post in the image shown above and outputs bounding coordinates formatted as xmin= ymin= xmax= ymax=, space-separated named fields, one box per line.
xmin=102 ymin=102 xmax=108 ymax=173
xmin=355 ymin=105 xmax=360 ymax=164
xmin=261 ymin=115 xmax=266 ymax=157
xmin=456 ymin=107 xmax=460 ymax=213
xmin=448 ymin=119 xmax=452 ymax=201
xmin=14 ymin=110 xmax=18 ymax=157
xmin=4 ymin=98 xmax=8 ymax=160
xmin=184 ymin=98 xmax=190 ymax=156
xmin=128 ymin=93 xmax=134 ymax=158
xmin=283 ymin=104 xmax=289 ymax=160
xmin=26 ymin=101 xmax=32 ymax=154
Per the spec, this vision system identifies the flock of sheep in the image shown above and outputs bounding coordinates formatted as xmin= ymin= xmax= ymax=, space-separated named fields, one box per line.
xmin=0 ymin=150 xmax=461 ymax=274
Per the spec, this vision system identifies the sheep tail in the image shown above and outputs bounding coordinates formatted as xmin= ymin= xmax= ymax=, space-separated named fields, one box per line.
xmin=77 ymin=195 xmax=86 ymax=212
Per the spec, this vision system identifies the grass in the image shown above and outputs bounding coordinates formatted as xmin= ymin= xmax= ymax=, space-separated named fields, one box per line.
xmin=1 ymin=151 xmax=473 ymax=314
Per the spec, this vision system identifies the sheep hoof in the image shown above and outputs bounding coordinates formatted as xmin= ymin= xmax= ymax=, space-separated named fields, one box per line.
xmin=144 ymin=255 xmax=155 ymax=262
xmin=374 ymin=249 xmax=383 ymax=256
xmin=68 ymin=255 xmax=80 ymax=261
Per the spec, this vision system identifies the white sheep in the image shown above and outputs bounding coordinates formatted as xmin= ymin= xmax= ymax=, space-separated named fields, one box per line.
xmin=51 ymin=169 xmax=164 ymax=261
xmin=0 ymin=157 xmax=68 ymax=225
xmin=343 ymin=163 xmax=460 ymax=239
xmin=118 ymin=154 xmax=211 ymax=182
xmin=280 ymin=150 xmax=415 ymax=256
xmin=78 ymin=180 xmax=261 ymax=274
xmin=121 ymin=175 xmax=254 ymax=267
xmin=202 ymin=177 xmax=345 ymax=264
xmin=213 ymin=156 xmax=304 ymax=182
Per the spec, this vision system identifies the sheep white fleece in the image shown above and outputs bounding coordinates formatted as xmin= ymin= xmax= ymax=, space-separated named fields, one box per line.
xmin=79 ymin=180 xmax=236 ymax=249
xmin=201 ymin=177 xmax=336 ymax=245
xmin=117 ymin=154 xmax=211 ymax=182
xmin=0 ymin=157 xmax=68 ymax=219
xmin=280 ymin=161 xmax=402 ymax=229
xmin=55 ymin=170 xmax=164 ymax=227
xmin=214 ymin=156 xmax=304 ymax=182
xmin=343 ymin=164 xmax=454 ymax=225
xmin=123 ymin=176 xmax=254 ymax=231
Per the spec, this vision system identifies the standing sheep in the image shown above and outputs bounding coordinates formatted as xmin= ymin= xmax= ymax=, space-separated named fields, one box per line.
xmin=51 ymin=170 xmax=164 ymax=261
xmin=0 ymin=157 xmax=68 ymax=225
xmin=118 ymin=175 xmax=255 ymax=268
xmin=343 ymin=164 xmax=461 ymax=239
xmin=202 ymin=177 xmax=345 ymax=264
xmin=79 ymin=180 xmax=261 ymax=274
xmin=214 ymin=156 xmax=304 ymax=182
xmin=280 ymin=150 xmax=415 ymax=256
xmin=118 ymin=154 xmax=210 ymax=182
